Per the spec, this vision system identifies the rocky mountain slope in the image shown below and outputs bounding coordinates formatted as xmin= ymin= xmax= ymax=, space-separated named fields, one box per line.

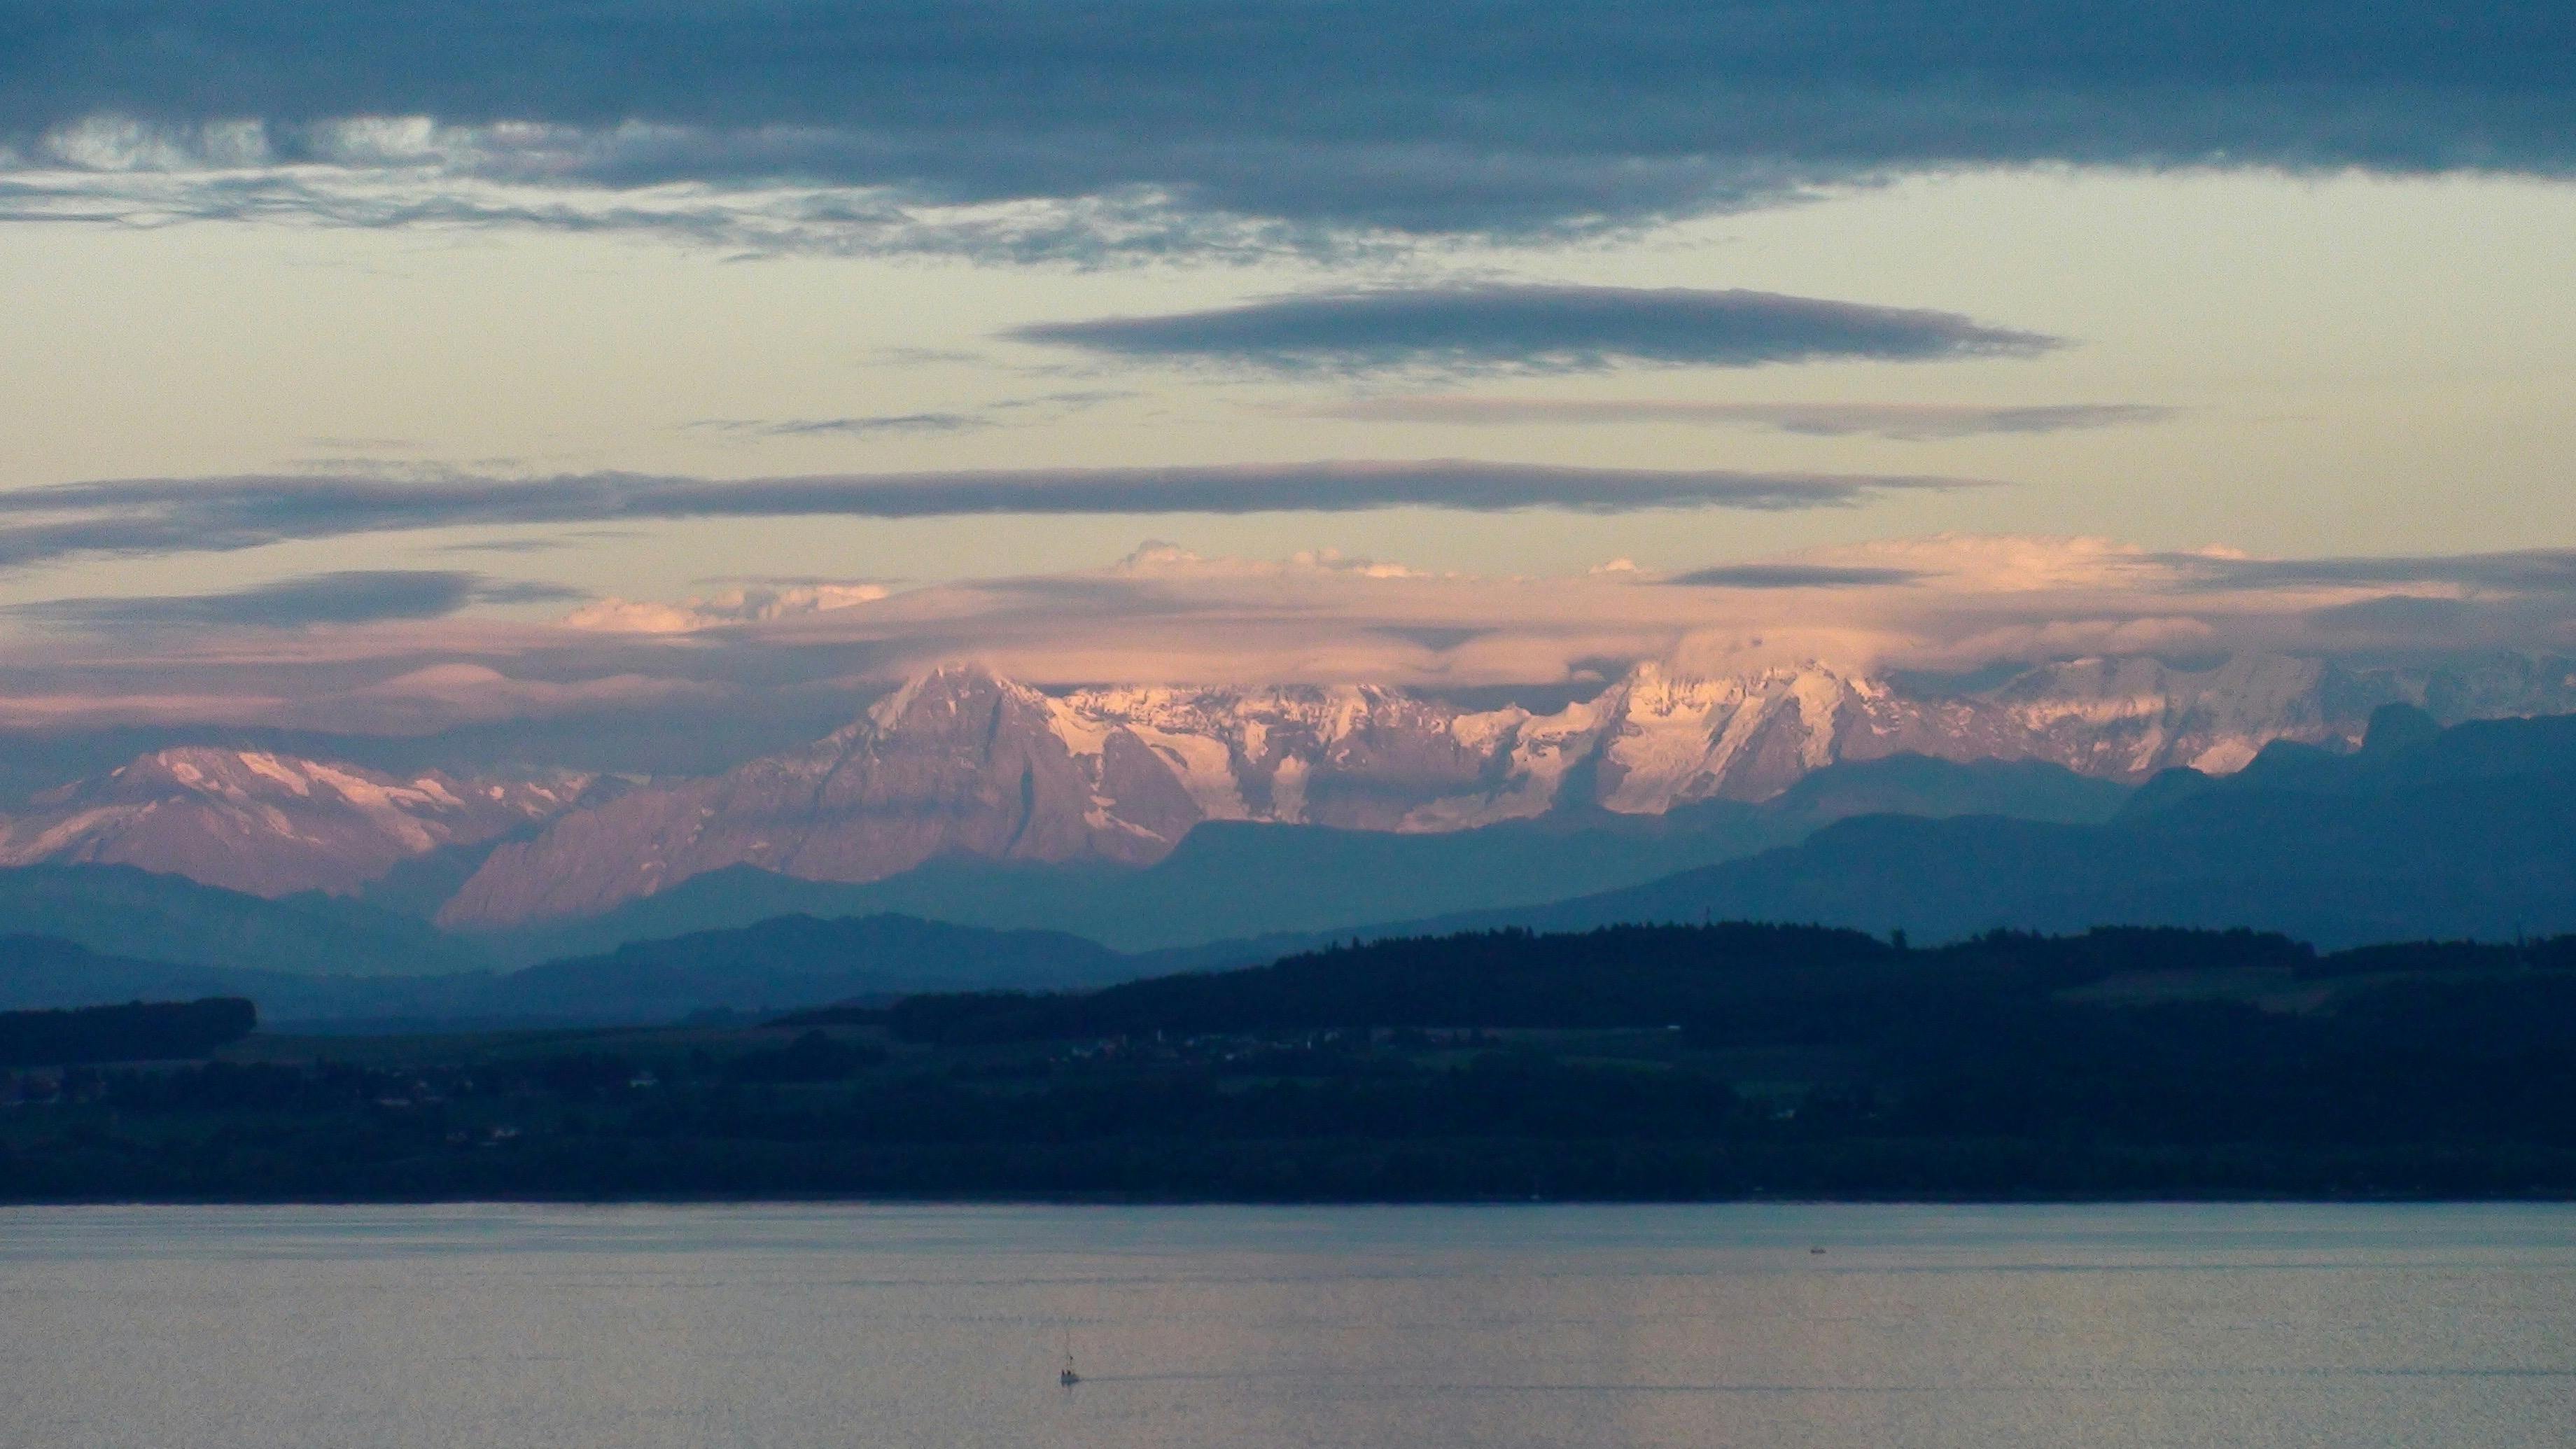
xmin=435 ymin=652 xmax=2576 ymax=928
xmin=0 ymin=748 xmax=595 ymax=897
xmin=1 ymin=652 xmax=2562 ymax=930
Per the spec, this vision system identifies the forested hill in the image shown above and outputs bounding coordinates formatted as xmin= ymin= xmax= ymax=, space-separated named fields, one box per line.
xmin=879 ymin=923 xmax=2527 ymax=1043
xmin=1371 ymin=707 xmax=2576 ymax=950
xmin=0 ymin=996 xmax=255 ymax=1068
xmin=10 ymin=923 xmax=2576 ymax=1200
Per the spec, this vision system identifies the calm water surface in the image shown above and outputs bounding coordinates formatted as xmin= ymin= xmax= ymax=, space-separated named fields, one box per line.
xmin=2 ymin=1203 xmax=2571 ymax=1448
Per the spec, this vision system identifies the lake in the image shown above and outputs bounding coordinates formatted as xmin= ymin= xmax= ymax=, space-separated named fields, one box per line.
xmin=3 ymin=1203 xmax=2570 ymax=1448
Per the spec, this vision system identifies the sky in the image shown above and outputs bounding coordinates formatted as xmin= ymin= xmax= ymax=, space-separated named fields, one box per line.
xmin=1 ymin=1 xmax=2572 ymax=763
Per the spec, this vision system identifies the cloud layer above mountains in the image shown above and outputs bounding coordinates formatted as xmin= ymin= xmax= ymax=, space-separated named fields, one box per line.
xmin=0 ymin=463 xmax=1977 ymax=570
xmin=4 ymin=1 xmax=2570 ymax=257
xmin=0 ymin=538 xmax=2569 ymax=756
xmin=0 ymin=1 xmax=2567 ymax=791
xmin=6 ymin=570 xmax=582 ymax=631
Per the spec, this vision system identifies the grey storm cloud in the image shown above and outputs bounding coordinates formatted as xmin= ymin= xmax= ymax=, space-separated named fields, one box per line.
xmin=4 ymin=570 xmax=584 ymax=631
xmin=0 ymin=462 xmax=1980 ymax=568
xmin=1009 ymin=286 xmax=2057 ymax=373
xmin=1315 ymin=398 xmax=2176 ymax=438
xmin=1 ymin=1 xmax=2570 ymax=251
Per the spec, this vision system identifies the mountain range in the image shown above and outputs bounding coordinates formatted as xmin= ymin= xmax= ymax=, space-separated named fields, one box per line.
xmin=0 ymin=651 xmax=2569 ymax=1013
xmin=1415 ymin=704 xmax=2576 ymax=950
xmin=438 ymin=654 xmax=2386 ymax=928
xmin=4 ymin=650 xmax=2557 ymax=934
xmin=0 ymin=748 xmax=598 ymax=899
xmin=482 ymin=752 xmax=2131 ymax=960
xmin=4 ymin=701 xmax=2576 ymax=1026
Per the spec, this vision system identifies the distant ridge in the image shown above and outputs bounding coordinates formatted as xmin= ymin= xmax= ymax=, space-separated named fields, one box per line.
xmin=433 ymin=654 xmax=2430 ymax=928
xmin=478 ymin=754 xmax=2127 ymax=959
xmin=0 ymin=864 xmax=492 ymax=977
xmin=1 ymin=653 xmax=2566 ymax=934
xmin=1392 ymin=708 xmax=2576 ymax=949
xmin=0 ymin=913 xmax=1154 ymax=1028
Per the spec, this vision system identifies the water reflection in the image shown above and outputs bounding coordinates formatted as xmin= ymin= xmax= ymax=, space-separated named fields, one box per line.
xmin=4 ymin=1204 xmax=2572 ymax=1448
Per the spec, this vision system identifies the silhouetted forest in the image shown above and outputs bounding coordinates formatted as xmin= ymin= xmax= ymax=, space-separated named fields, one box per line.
xmin=6 ymin=925 xmax=2575 ymax=1201
xmin=873 ymin=923 xmax=2341 ymax=1042
xmin=0 ymin=997 xmax=255 ymax=1068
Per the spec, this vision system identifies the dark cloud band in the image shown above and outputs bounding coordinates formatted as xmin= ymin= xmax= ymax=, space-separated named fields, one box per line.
xmin=1010 ymin=286 xmax=2055 ymax=373
xmin=1316 ymin=398 xmax=2175 ymax=438
xmin=0 ymin=461 xmax=1980 ymax=569
xmin=2166 ymin=550 xmax=2576 ymax=595
xmin=2 ymin=1 xmax=2569 ymax=248
xmin=4 ymin=570 xmax=582 ymax=631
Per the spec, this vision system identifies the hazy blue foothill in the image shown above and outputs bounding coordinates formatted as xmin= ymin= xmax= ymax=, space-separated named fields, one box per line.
xmin=6 ymin=712 xmax=2576 ymax=1028
xmin=1420 ymin=707 xmax=2576 ymax=950
xmin=482 ymin=753 xmax=2130 ymax=962
xmin=0 ymin=866 xmax=493 ymax=978
xmin=0 ymin=916 xmax=1147 ymax=1027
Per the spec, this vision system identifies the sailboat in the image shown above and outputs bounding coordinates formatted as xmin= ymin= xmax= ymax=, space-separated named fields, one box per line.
xmin=1058 ymin=1330 xmax=1081 ymax=1387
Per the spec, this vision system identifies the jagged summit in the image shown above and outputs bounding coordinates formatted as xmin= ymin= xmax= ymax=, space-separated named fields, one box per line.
xmin=5 ymin=652 xmax=2566 ymax=927
xmin=430 ymin=650 xmax=2552 ymax=928
xmin=0 ymin=747 xmax=594 ymax=897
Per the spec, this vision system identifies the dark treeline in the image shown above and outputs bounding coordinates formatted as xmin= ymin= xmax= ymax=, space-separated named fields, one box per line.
xmin=6 ymin=926 xmax=2576 ymax=1202
xmin=0 ymin=997 xmax=255 ymax=1068
xmin=878 ymin=924 xmax=2553 ymax=1043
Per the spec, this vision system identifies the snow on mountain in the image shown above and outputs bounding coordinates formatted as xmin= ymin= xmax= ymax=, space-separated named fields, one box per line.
xmin=440 ymin=666 xmax=1198 ymax=928
xmin=15 ymin=650 xmax=2563 ymax=927
xmin=428 ymin=650 xmax=2576 ymax=929
xmin=0 ymin=748 xmax=595 ymax=897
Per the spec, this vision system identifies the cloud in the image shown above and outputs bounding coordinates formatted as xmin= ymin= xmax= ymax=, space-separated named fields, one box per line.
xmin=693 ymin=412 xmax=995 ymax=438
xmin=0 ymin=4 xmax=2567 ymax=257
xmin=1011 ymin=286 xmax=2057 ymax=373
xmin=2165 ymin=550 xmax=2576 ymax=595
xmin=433 ymin=536 xmax=593 ymax=554
xmin=566 ymin=582 xmax=892 ymax=634
xmin=314 ymin=663 xmax=719 ymax=731
xmin=1373 ymin=625 xmax=1494 ymax=652
xmin=1667 ymin=564 xmax=1928 ymax=589
xmin=0 ymin=536 xmax=2568 ymax=748
xmin=690 ymin=391 xmax=1134 ymax=438
xmin=0 ymin=462 xmax=1980 ymax=569
xmin=3 ymin=570 xmax=583 ymax=631
xmin=1312 ymin=398 xmax=2177 ymax=438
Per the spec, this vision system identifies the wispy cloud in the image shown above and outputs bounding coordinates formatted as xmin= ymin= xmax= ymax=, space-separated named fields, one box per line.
xmin=0 ymin=538 xmax=2568 ymax=745
xmin=1010 ymin=286 xmax=2058 ymax=374
xmin=3 ymin=570 xmax=584 ymax=631
xmin=1667 ymin=564 xmax=1929 ymax=589
xmin=0 ymin=462 xmax=1982 ymax=569
xmin=2162 ymin=550 xmax=2576 ymax=596
xmin=692 ymin=412 xmax=995 ymax=438
xmin=1313 ymin=397 xmax=2176 ymax=438
xmin=690 ymin=390 xmax=1135 ymax=439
